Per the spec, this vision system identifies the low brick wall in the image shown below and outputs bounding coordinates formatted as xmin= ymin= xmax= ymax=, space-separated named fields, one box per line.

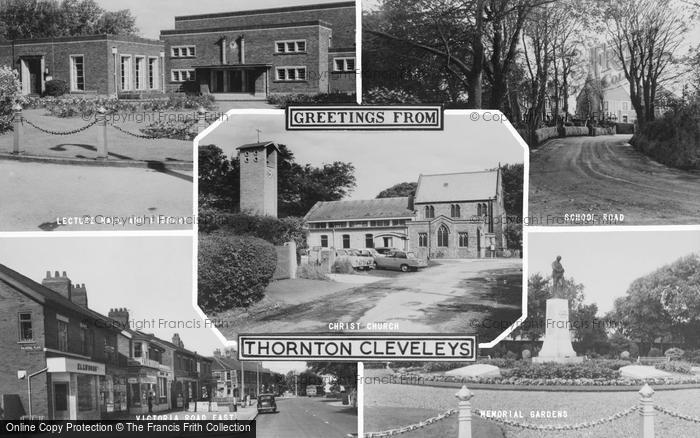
xmin=564 ymin=126 xmax=589 ymax=136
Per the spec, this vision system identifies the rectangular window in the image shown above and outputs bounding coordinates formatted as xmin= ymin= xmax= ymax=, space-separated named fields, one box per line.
xmin=275 ymin=40 xmax=306 ymax=53
xmin=135 ymin=56 xmax=146 ymax=90
xmin=171 ymin=45 xmax=196 ymax=58
xmin=134 ymin=342 xmax=142 ymax=358
xmin=120 ymin=55 xmax=132 ymax=91
xmin=171 ymin=69 xmax=195 ymax=82
xmin=57 ymin=320 xmax=68 ymax=352
xmin=320 ymin=235 xmax=329 ymax=248
xmin=459 ymin=232 xmax=469 ymax=247
xmin=148 ymin=57 xmax=159 ymax=89
xmin=342 ymin=235 xmax=350 ymax=249
xmin=158 ymin=377 xmax=167 ymax=398
xmin=276 ymin=67 xmax=307 ymax=82
xmin=18 ymin=313 xmax=33 ymax=342
xmin=333 ymin=57 xmax=356 ymax=72
xmin=80 ymin=325 xmax=88 ymax=355
xmin=383 ymin=237 xmax=393 ymax=248
xmin=418 ymin=233 xmax=428 ymax=247
xmin=365 ymin=234 xmax=374 ymax=248
xmin=77 ymin=375 xmax=95 ymax=411
xmin=70 ymin=55 xmax=85 ymax=91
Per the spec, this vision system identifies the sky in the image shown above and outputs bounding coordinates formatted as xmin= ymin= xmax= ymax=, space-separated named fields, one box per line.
xmin=528 ymin=230 xmax=700 ymax=315
xmin=95 ymin=0 xmax=352 ymax=40
xmin=0 ymin=235 xmax=224 ymax=355
xmin=202 ymin=112 xmax=525 ymax=200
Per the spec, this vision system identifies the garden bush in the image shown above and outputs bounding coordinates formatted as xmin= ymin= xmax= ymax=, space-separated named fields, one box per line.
xmin=198 ymin=209 xmax=306 ymax=247
xmin=683 ymin=349 xmax=700 ymax=364
xmin=505 ymin=350 xmax=518 ymax=360
xmin=198 ymin=233 xmax=277 ymax=313
xmin=267 ymin=92 xmax=356 ymax=108
xmin=140 ymin=119 xmax=197 ymax=140
xmin=664 ymin=347 xmax=685 ymax=361
xmin=648 ymin=347 xmax=663 ymax=357
xmin=333 ymin=259 xmax=355 ymax=274
xmin=0 ymin=66 xmax=23 ymax=132
xmin=620 ymin=351 xmax=630 ymax=360
xmin=654 ymin=361 xmax=694 ymax=374
xmin=521 ymin=350 xmax=531 ymax=360
xmin=630 ymin=102 xmax=700 ymax=170
xmin=363 ymin=87 xmax=421 ymax=104
xmin=44 ymin=79 xmax=69 ymax=97
xmin=501 ymin=361 xmax=624 ymax=380
xmin=297 ymin=264 xmax=331 ymax=281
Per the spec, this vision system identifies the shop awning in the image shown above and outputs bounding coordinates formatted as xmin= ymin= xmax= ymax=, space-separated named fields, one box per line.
xmin=47 ymin=357 xmax=106 ymax=376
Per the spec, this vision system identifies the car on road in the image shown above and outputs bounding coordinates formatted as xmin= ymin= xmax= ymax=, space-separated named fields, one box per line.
xmin=373 ymin=247 xmax=397 ymax=255
xmin=374 ymin=250 xmax=428 ymax=272
xmin=257 ymin=394 xmax=278 ymax=414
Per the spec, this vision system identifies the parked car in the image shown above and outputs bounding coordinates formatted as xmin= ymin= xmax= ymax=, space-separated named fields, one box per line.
xmin=375 ymin=250 xmax=428 ymax=272
xmin=373 ymin=247 xmax=397 ymax=255
xmin=257 ymin=394 xmax=278 ymax=413
xmin=335 ymin=249 xmax=374 ymax=270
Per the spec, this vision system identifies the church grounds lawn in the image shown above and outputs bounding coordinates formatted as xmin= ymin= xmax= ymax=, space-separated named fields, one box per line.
xmin=364 ymin=381 xmax=700 ymax=438
xmin=0 ymin=108 xmax=195 ymax=163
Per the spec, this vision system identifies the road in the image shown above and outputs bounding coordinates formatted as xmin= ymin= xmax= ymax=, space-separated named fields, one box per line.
xmin=0 ymin=160 xmax=193 ymax=231
xmin=256 ymin=396 xmax=357 ymax=438
xmin=219 ymin=259 xmax=522 ymax=342
xmin=529 ymin=135 xmax=700 ymax=225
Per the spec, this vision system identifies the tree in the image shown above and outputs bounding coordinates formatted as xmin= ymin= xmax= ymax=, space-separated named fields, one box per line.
xmin=307 ymin=362 xmax=358 ymax=389
xmin=0 ymin=0 xmax=137 ymax=40
xmin=500 ymin=163 xmax=523 ymax=216
xmin=604 ymin=0 xmax=688 ymax=127
xmin=376 ymin=182 xmax=418 ymax=198
xmin=197 ymin=144 xmax=356 ymax=218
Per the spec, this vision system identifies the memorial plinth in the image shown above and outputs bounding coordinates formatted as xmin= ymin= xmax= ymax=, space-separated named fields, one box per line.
xmin=533 ymin=298 xmax=583 ymax=364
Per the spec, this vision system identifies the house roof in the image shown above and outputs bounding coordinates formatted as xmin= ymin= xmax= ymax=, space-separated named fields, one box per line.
xmin=304 ymin=197 xmax=414 ymax=222
xmin=0 ymin=264 xmax=118 ymax=329
xmin=414 ymin=170 xmax=499 ymax=203
xmin=174 ymin=2 xmax=355 ymax=22
xmin=236 ymin=141 xmax=280 ymax=152
xmin=211 ymin=355 xmax=275 ymax=374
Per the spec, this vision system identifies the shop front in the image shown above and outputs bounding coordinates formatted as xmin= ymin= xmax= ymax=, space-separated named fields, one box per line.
xmin=99 ymin=372 xmax=128 ymax=418
xmin=46 ymin=357 xmax=105 ymax=420
xmin=127 ymin=367 xmax=171 ymax=414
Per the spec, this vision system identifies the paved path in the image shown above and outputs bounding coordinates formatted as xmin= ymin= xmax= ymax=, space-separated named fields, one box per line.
xmin=0 ymin=160 xmax=192 ymax=231
xmin=256 ymin=397 xmax=356 ymax=438
xmin=529 ymin=135 xmax=700 ymax=225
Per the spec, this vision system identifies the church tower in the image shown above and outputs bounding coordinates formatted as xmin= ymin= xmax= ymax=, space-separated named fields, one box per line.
xmin=237 ymin=141 xmax=279 ymax=217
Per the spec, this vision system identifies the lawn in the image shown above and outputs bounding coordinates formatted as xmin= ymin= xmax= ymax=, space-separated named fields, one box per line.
xmin=364 ymin=383 xmax=700 ymax=438
xmin=0 ymin=108 xmax=194 ymax=162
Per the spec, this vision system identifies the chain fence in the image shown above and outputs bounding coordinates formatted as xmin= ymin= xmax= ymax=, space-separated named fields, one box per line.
xmin=364 ymin=408 xmax=457 ymax=437
xmin=654 ymin=405 xmax=700 ymax=424
xmin=108 ymin=122 xmax=164 ymax=140
xmin=22 ymin=118 xmax=98 ymax=136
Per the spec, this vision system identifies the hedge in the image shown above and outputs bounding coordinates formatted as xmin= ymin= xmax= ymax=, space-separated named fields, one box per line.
xmin=199 ymin=209 xmax=306 ymax=247
xmin=198 ymin=233 xmax=277 ymax=313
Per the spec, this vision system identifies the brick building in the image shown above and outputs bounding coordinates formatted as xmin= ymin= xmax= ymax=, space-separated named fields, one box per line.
xmin=160 ymin=1 xmax=356 ymax=97
xmin=304 ymin=170 xmax=507 ymax=258
xmin=211 ymin=349 xmax=277 ymax=399
xmin=0 ymin=35 xmax=165 ymax=96
xmin=0 ymin=266 xmax=128 ymax=420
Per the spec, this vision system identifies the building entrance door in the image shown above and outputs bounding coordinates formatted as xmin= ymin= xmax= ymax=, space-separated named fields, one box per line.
xmin=20 ymin=57 xmax=43 ymax=95
xmin=53 ymin=382 xmax=70 ymax=420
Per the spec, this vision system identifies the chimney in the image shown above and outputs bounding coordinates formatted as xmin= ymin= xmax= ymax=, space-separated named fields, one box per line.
xmin=108 ymin=308 xmax=129 ymax=329
xmin=172 ymin=333 xmax=184 ymax=348
xmin=213 ymin=348 xmax=222 ymax=357
xmin=42 ymin=270 xmax=72 ymax=300
xmin=71 ymin=283 xmax=88 ymax=308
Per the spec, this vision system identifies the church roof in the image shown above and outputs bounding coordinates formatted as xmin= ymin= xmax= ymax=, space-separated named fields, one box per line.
xmin=236 ymin=141 xmax=279 ymax=151
xmin=304 ymin=197 xmax=414 ymax=222
xmin=414 ymin=170 xmax=499 ymax=203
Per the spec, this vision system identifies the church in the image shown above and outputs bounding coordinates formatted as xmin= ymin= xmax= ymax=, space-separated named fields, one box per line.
xmin=235 ymin=140 xmax=507 ymax=259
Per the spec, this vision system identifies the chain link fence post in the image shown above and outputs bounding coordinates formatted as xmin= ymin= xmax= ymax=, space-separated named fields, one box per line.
xmin=197 ymin=106 xmax=208 ymax=134
xmin=639 ymin=384 xmax=655 ymax=438
xmin=96 ymin=106 xmax=108 ymax=159
xmin=456 ymin=385 xmax=473 ymax=438
xmin=12 ymin=103 xmax=24 ymax=154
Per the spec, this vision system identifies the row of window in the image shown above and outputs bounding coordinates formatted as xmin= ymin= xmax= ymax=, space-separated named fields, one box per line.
xmin=69 ymin=55 xmax=160 ymax=92
xmin=425 ymin=204 xmax=490 ymax=219
xmin=320 ymin=234 xmax=394 ymax=249
xmin=310 ymin=219 xmax=409 ymax=229
xmin=418 ymin=227 xmax=470 ymax=248
xmin=20 ymin=312 xmax=98 ymax=357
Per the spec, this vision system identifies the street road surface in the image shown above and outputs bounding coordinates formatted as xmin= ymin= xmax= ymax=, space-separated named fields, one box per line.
xmin=529 ymin=135 xmax=700 ymax=225
xmin=256 ymin=396 xmax=357 ymax=438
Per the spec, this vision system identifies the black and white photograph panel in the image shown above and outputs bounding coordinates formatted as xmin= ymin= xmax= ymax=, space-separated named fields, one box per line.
xmin=363 ymin=0 xmax=700 ymax=226
xmin=198 ymin=111 xmax=525 ymax=343
xmin=0 ymin=0 xmax=357 ymax=231
xmin=363 ymin=229 xmax=700 ymax=438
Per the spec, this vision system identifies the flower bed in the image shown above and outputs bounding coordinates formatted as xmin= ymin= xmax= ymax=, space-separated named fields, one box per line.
xmin=654 ymin=360 xmax=694 ymax=374
xmin=23 ymin=94 xmax=216 ymax=117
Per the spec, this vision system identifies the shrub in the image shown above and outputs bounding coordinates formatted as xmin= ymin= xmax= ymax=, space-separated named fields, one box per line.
xmin=648 ymin=347 xmax=663 ymax=357
xmin=521 ymin=350 xmax=531 ymax=360
xmin=476 ymin=358 xmax=517 ymax=368
xmin=297 ymin=264 xmax=330 ymax=281
xmin=363 ymin=87 xmax=421 ymax=104
xmin=0 ymin=66 xmax=23 ymax=132
xmin=664 ymin=348 xmax=685 ymax=361
xmin=655 ymin=361 xmax=694 ymax=374
xmin=198 ymin=233 xmax=277 ymax=313
xmin=198 ymin=210 xmax=306 ymax=248
xmin=267 ymin=92 xmax=356 ymax=108
xmin=505 ymin=350 xmax=518 ymax=360
xmin=44 ymin=79 xmax=69 ymax=97
xmin=500 ymin=360 xmax=632 ymax=380
xmin=683 ymin=349 xmax=700 ymax=364
xmin=620 ymin=351 xmax=630 ymax=360
xmin=333 ymin=259 xmax=354 ymax=274
xmin=140 ymin=119 xmax=197 ymax=140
